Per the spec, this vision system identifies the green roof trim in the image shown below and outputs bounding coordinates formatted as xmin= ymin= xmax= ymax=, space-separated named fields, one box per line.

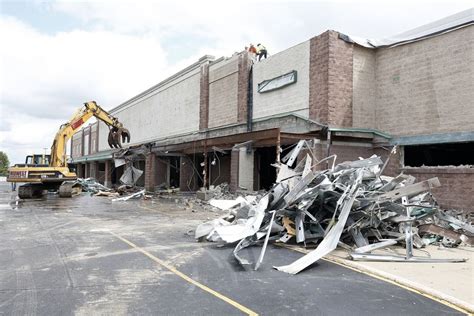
xmin=329 ymin=127 xmax=392 ymax=139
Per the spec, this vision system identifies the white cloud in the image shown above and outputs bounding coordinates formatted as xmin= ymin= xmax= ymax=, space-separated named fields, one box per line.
xmin=0 ymin=15 xmax=172 ymax=164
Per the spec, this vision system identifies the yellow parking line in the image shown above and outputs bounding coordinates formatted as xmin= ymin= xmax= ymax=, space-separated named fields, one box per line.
xmin=277 ymin=244 xmax=471 ymax=315
xmin=109 ymin=231 xmax=258 ymax=316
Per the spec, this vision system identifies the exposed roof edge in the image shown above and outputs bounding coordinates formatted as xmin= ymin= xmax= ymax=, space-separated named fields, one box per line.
xmin=391 ymin=131 xmax=474 ymax=146
xmin=346 ymin=8 xmax=473 ymax=49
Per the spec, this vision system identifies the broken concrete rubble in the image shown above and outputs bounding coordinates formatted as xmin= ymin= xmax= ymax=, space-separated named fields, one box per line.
xmin=195 ymin=142 xmax=473 ymax=274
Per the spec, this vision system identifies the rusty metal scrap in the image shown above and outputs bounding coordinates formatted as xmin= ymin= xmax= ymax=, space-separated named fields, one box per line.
xmin=195 ymin=145 xmax=473 ymax=274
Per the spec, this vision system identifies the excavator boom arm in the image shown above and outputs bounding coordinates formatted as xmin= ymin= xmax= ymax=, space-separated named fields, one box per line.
xmin=50 ymin=101 xmax=130 ymax=168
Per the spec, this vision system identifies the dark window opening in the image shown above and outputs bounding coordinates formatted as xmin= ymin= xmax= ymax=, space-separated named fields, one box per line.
xmin=135 ymin=160 xmax=146 ymax=187
xmin=111 ymin=165 xmax=124 ymax=185
xmin=256 ymin=146 xmax=277 ymax=190
xmin=98 ymin=163 xmax=106 ymax=172
xmin=404 ymin=142 xmax=474 ymax=167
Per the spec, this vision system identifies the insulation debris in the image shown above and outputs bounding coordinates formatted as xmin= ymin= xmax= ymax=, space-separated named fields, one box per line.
xmin=120 ymin=165 xmax=144 ymax=185
xmin=75 ymin=178 xmax=113 ymax=194
xmin=195 ymin=144 xmax=472 ymax=274
xmin=112 ymin=189 xmax=147 ymax=201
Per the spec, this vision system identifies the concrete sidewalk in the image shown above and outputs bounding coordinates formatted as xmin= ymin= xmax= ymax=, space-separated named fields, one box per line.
xmin=324 ymin=245 xmax=473 ymax=313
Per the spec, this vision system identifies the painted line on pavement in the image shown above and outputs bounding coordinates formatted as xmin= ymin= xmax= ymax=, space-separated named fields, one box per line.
xmin=278 ymin=244 xmax=471 ymax=315
xmin=109 ymin=231 xmax=258 ymax=316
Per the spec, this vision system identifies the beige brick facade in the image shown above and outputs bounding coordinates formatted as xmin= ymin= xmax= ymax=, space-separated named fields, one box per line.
xmin=374 ymin=26 xmax=474 ymax=136
xmin=253 ymin=41 xmax=310 ymax=120
xmin=208 ymin=56 xmax=239 ymax=128
xmin=352 ymin=46 xmax=376 ymax=129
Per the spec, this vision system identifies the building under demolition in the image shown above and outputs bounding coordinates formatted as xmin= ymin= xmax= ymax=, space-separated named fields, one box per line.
xmin=71 ymin=9 xmax=474 ymax=212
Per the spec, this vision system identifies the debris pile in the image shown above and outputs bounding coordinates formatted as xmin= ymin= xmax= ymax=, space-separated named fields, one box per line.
xmin=196 ymin=141 xmax=472 ymax=274
xmin=76 ymin=178 xmax=113 ymax=194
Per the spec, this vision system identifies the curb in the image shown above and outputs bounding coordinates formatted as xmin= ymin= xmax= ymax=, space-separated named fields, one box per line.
xmin=323 ymin=254 xmax=474 ymax=315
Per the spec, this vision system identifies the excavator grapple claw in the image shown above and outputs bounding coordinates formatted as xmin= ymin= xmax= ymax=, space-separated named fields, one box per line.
xmin=108 ymin=127 xmax=131 ymax=148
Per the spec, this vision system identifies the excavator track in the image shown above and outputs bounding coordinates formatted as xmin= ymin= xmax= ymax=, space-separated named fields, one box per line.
xmin=58 ymin=181 xmax=82 ymax=198
xmin=18 ymin=184 xmax=45 ymax=199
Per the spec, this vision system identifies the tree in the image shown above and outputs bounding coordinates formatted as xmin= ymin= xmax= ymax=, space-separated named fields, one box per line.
xmin=0 ymin=151 xmax=10 ymax=176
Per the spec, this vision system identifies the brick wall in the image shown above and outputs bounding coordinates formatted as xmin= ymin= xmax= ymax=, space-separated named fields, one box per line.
xmin=155 ymin=157 xmax=168 ymax=187
xmin=230 ymin=149 xmax=239 ymax=191
xmin=329 ymin=143 xmax=373 ymax=165
xmin=237 ymin=53 xmax=251 ymax=123
xmin=327 ymin=31 xmax=353 ymax=127
xmin=372 ymin=147 xmax=401 ymax=177
xmin=309 ymin=31 xmax=353 ymax=127
xmin=253 ymin=41 xmax=310 ymax=119
xmin=208 ymin=56 xmax=239 ymax=128
xmin=209 ymin=154 xmax=231 ymax=186
xmin=199 ymin=63 xmax=210 ymax=129
xmin=352 ymin=46 xmax=376 ymax=128
xmin=309 ymin=32 xmax=329 ymax=123
xmin=97 ymin=66 xmax=202 ymax=151
xmin=76 ymin=163 xmax=84 ymax=178
xmin=144 ymin=153 xmax=156 ymax=191
xmin=402 ymin=168 xmax=474 ymax=212
xmin=374 ymin=26 xmax=474 ymax=136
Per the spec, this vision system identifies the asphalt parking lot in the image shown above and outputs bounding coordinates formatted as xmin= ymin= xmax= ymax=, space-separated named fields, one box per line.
xmin=0 ymin=181 xmax=463 ymax=315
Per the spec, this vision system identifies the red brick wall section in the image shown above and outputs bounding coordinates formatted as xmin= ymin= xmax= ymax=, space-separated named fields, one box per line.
xmin=309 ymin=143 xmax=374 ymax=171
xmin=327 ymin=31 xmax=353 ymax=127
xmin=309 ymin=31 xmax=353 ymax=127
xmin=237 ymin=52 xmax=250 ymax=123
xmin=402 ymin=168 xmax=474 ymax=213
xmin=155 ymin=157 xmax=168 ymax=187
xmin=374 ymin=147 xmax=402 ymax=177
xmin=309 ymin=31 xmax=330 ymax=124
xmin=199 ymin=63 xmax=210 ymax=130
xmin=209 ymin=154 xmax=231 ymax=186
xmin=330 ymin=144 xmax=373 ymax=165
xmin=230 ymin=149 xmax=239 ymax=192
xmin=326 ymin=146 xmax=474 ymax=213
xmin=76 ymin=163 xmax=84 ymax=178
xmin=145 ymin=153 xmax=157 ymax=192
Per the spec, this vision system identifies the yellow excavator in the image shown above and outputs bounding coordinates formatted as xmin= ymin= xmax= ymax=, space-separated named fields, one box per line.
xmin=7 ymin=101 xmax=131 ymax=199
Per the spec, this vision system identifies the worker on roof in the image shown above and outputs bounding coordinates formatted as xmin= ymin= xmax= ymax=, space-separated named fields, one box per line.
xmin=248 ymin=44 xmax=257 ymax=62
xmin=256 ymin=43 xmax=267 ymax=61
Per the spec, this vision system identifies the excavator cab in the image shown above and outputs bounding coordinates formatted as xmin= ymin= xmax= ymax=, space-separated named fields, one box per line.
xmin=25 ymin=154 xmax=50 ymax=166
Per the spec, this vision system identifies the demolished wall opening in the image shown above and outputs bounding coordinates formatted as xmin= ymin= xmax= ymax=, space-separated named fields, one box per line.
xmin=404 ymin=142 xmax=474 ymax=167
xmin=256 ymin=146 xmax=277 ymax=190
xmin=208 ymin=152 xmax=231 ymax=187
xmin=169 ymin=157 xmax=180 ymax=188
xmin=134 ymin=160 xmax=146 ymax=187
xmin=111 ymin=164 xmax=124 ymax=185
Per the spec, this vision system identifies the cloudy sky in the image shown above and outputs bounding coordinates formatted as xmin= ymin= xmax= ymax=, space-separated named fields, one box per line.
xmin=0 ymin=0 xmax=472 ymax=165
